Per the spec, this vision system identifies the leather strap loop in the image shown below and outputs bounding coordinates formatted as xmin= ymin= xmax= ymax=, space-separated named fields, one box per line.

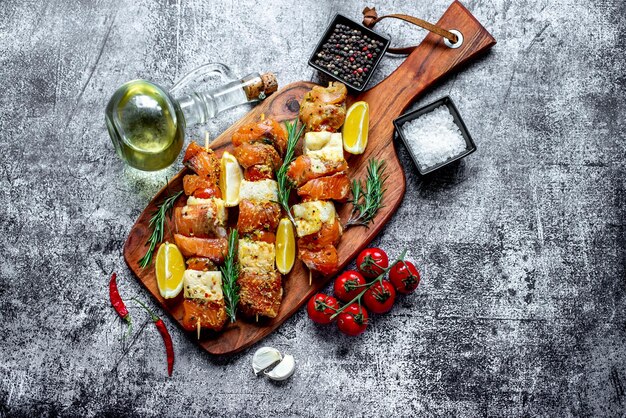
xmin=362 ymin=7 xmax=459 ymax=55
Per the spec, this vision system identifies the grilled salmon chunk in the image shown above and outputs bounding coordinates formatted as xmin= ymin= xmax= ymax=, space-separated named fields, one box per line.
xmin=299 ymin=245 xmax=339 ymax=276
xmin=232 ymin=119 xmax=287 ymax=156
xmin=183 ymin=174 xmax=222 ymax=198
xmin=298 ymin=172 xmax=350 ymax=202
xmin=237 ymin=270 xmax=283 ymax=318
xmin=185 ymin=257 xmax=217 ymax=271
xmin=244 ymin=165 xmax=274 ymax=181
xmin=183 ymin=142 xmax=220 ymax=182
xmin=233 ymin=142 xmax=282 ymax=171
xmin=173 ymin=234 xmax=228 ymax=263
xmin=181 ymin=270 xmax=227 ymax=331
xmin=299 ymin=82 xmax=347 ymax=132
xmin=298 ymin=219 xmax=342 ymax=250
xmin=287 ymin=155 xmax=348 ymax=187
xmin=246 ymin=230 xmax=276 ymax=244
xmin=182 ymin=299 xmax=228 ymax=332
xmin=237 ymin=199 xmax=281 ymax=234
xmin=174 ymin=201 xmax=227 ymax=238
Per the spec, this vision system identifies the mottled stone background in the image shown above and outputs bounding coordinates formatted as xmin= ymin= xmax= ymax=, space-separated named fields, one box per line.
xmin=1 ymin=0 xmax=625 ymax=416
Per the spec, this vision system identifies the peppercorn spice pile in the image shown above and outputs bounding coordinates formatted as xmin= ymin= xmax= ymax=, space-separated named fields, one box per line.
xmin=313 ymin=24 xmax=385 ymax=89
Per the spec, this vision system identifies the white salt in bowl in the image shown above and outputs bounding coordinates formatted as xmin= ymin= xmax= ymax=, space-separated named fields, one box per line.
xmin=393 ymin=96 xmax=476 ymax=175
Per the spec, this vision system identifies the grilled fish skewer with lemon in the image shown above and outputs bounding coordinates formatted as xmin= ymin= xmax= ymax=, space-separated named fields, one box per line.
xmin=286 ymin=82 xmax=360 ymax=277
xmin=230 ymin=119 xmax=288 ymax=319
xmin=173 ymin=142 xmax=230 ymax=332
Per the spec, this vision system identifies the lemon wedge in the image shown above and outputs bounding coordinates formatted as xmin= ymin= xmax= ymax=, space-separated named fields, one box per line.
xmin=342 ymin=101 xmax=369 ymax=155
xmin=220 ymin=151 xmax=243 ymax=207
xmin=155 ymin=242 xmax=185 ymax=299
xmin=275 ymin=218 xmax=296 ymax=275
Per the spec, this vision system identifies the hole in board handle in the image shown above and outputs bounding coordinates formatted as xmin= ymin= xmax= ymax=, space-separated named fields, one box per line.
xmin=444 ymin=30 xmax=463 ymax=49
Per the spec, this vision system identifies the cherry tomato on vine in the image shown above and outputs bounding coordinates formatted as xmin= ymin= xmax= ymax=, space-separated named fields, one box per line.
xmin=356 ymin=248 xmax=389 ymax=279
xmin=333 ymin=270 xmax=366 ymax=302
xmin=307 ymin=293 xmax=339 ymax=324
xmin=389 ymin=261 xmax=421 ymax=294
xmin=363 ymin=280 xmax=396 ymax=314
xmin=337 ymin=303 xmax=368 ymax=336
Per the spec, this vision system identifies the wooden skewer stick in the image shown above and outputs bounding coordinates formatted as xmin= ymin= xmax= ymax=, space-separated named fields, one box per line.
xmin=309 ymin=269 xmax=312 ymax=286
xmin=204 ymin=132 xmax=210 ymax=152
xmin=197 ymin=319 xmax=201 ymax=340
xmin=256 ymin=314 xmax=259 ymax=323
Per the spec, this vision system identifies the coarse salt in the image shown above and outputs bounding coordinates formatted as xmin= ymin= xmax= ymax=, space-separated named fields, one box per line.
xmin=402 ymin=105 xmax=467 ymax=170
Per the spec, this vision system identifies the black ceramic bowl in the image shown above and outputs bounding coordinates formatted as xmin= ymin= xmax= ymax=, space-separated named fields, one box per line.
xmin=393 ymin=96 xmax=477 ymax=175
xmin=308 ymin=14 xmax=390 ymax=92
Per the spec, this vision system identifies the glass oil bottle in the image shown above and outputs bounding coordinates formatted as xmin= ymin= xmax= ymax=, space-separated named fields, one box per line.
xmin=105 ymin=64 xmax=278 ymax=171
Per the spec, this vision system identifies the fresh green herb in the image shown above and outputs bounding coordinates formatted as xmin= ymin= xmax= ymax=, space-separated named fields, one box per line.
xmin=346 ymin=159 xmax=387 ymax=228
xmin=220 ymin=229 xmax=239 ymax=323
xmin=138 ymin=189 xmax=184 ymax=268
xmin=276 ymin=120 xmax=305 ymax=225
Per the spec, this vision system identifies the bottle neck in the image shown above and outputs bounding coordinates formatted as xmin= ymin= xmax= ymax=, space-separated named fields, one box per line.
xmin=175 ymin=73 xmax=267 ymax=127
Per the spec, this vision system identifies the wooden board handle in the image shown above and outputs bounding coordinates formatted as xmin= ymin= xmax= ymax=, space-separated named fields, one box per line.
xmin=360 ymin=0 xmax=496 ymax=132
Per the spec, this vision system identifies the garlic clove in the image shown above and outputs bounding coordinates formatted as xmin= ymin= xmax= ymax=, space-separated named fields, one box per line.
xmin=252 ymin=347 xmax=282 ymax=376
xmin=265 ymin=354 xmax=295 ymax=381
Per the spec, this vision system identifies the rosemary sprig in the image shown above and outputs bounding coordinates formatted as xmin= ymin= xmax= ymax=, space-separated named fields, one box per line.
xmin=276 ymin=120 xmax=305 ymax=225
xmin=138 ymin=190 xmax=184 ymax=268
xmin=346 ymin=159 xmax=387 ymax=228
xmin=220 ymin=229 xmax=239 ymax=323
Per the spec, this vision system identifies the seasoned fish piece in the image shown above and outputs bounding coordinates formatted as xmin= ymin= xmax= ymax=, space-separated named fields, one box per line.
xmin=182 ymin=299 xmax=228 ymax=332
xmin=287 ymin=155 xmax=348 ymax=187
xmin=186 ymin=197 xmax=227 ymax=224
xmin=238 ymin=238 xmax=276 ymax=272
xmin=299 ymin=245 xmax=339 ymax=276
xmin=239 ymin=179 xmax=279 ymax=202
xmin=174 ymin=198 xmax=227 ymax=238
xmin=291 ymin=200 xmax=336 ymax=237
xmin=244 ymin=164 xmax=274 ymax=181
xmin=185 ymin=257 xmax=217 ymax=272
xmin=298 ymin=219 xmax=342 ymax=251
xmin=181 ymin=270 xmax=227 ymax=331
xmin=183 ymin=142 xmax=220 ymax=182
xmin=233 ymin=142 xmax=282 ymax=170
xmin=246 ymin=230 xmax=276 ymax=244
xmin=298 ymin=172 xmax=350 ymax=202
xmin=173 ymin=234 xmax=228 ymax=263
xmin=232 ymin=119 xmax=287 ymax=156
xmin=183 ymin=174 xmax=222 ymax=198
xmin=237 ymin=199 xmax=281 ymax=234
xmin=237 ymin=270 xmax=283 ymax=318
xmin=299 ymin=82 xmax=347 ymax=132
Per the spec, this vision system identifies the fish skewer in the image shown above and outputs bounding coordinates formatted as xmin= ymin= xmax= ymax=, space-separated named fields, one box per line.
xmin=176 ymin=142 xmax=229 ymax=333
xmin=231 ymin=119 xmax=287 ymax=319
xmin=288 ymin=83 xmax=350 ymax=278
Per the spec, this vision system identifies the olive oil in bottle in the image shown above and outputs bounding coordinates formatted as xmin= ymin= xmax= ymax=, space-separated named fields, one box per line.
xmin=105 ymin=68 xmax=278 ymax=171
xmin=106 ymin=80 xmax=184 ymax=171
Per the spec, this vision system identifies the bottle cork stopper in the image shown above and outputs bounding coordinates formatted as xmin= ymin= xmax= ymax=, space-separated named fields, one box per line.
xmin=243 ymin=72 xmax=279 ymax=101
xmin=261 ymin=72 xmax=278 ymax=96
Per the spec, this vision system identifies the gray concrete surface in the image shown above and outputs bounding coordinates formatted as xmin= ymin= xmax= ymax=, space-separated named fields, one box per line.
xmin=1 ymin=0 xmax=625 ymax=416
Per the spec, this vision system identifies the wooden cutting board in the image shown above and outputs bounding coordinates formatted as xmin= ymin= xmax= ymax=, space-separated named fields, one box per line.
xmin=123 ymin=1 xmax=496 ymax=355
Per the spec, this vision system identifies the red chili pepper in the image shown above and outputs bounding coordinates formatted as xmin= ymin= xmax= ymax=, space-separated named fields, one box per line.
xmin=133 ymin=298 xmax=175 ymax=377
xmin=109 ymin=273 xmax=131 ymax=324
